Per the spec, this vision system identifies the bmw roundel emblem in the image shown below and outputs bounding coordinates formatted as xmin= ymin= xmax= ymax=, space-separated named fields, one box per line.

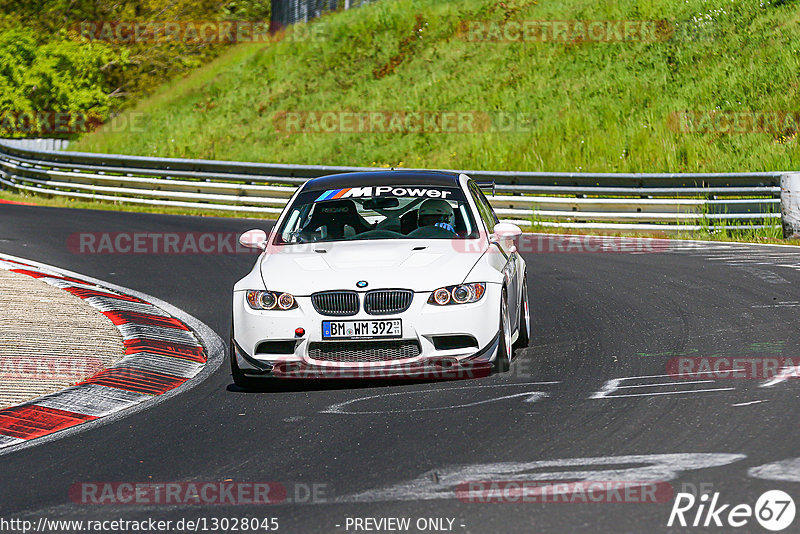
xmin=356 ymin=280 xmax=368 ymax=288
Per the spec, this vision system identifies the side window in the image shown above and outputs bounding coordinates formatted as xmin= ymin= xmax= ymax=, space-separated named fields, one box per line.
xmin=468 ymin=181 xmax=498 ymax=233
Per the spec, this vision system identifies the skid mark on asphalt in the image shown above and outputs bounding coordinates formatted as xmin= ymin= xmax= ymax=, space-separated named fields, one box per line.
xmin=320 ymin=382 xmax=559 ymax=414
xmin=589 ymin=374 xmax=735 ymax=399
xmin=590 ymin=364 xmax=800 ymax=400
xmin=760 ymin=365 xmax=800 ymax=388
xmin=749 ymin=457 xmax=800 ymax=483
xmin=668 ymin=243 xmax=800 ymax=277
xmin=336 ymin=453 xmax=746 ymax=503
xmin=735 ymin=265 xmax=790 ymax=284
xmin=731 ymin=400 xmax=767 ymax=407
xmin=751 ymin=302 xmax=800 ymax=308
xmin=323 ymin=365 xmax=798 ymax=415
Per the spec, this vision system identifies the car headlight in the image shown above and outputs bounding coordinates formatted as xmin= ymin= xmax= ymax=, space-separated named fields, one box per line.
xmin=246 ymin=290 xmax=297 ymax=310
xmin=427 ymin=283 xmax=486 ymax=306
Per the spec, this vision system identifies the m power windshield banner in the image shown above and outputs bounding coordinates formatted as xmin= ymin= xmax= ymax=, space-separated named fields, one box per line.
xmin=314 ymin=186 xmax=454 ymax=202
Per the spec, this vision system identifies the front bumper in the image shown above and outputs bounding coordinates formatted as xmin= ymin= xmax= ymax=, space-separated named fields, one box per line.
xmin=232 ymin=336 xmax=496 ymax=380
xmin=232 ymin=284 xmax=502 ymax=379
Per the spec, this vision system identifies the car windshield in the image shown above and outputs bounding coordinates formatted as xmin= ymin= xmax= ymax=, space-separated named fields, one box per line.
xmin=277 ymin=185 xmax=479 ymax=244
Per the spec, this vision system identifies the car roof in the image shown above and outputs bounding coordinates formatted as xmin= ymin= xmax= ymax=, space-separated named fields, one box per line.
xmin=301 ymin=170 xmax=462 ymax=192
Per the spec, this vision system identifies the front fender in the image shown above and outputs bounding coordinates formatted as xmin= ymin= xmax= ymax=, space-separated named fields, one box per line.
xmin=463 ymin=248 xmax=507 ymax=286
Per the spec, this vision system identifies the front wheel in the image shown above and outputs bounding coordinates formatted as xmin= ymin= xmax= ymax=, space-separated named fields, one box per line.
xmin=493 ymin=290 xmax=512 ymax=373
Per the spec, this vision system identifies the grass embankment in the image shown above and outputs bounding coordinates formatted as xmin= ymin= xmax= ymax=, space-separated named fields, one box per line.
xmin=75 ymin=0 xmax=800 ymax=172
xmin=37 ymin=0 xmax=800 ymax=241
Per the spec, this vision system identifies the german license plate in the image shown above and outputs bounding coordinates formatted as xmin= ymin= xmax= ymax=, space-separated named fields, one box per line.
xmin=322 ymin=319 xmax=402 ymax=339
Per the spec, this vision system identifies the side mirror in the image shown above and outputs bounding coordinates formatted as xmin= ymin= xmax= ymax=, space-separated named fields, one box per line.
xmin=239 ymin=229 xmax=268 ymax=250
xmin=490 ymin=222 xmax=522 ymax=252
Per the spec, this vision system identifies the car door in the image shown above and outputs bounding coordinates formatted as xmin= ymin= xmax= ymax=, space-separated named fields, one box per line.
xmin=467 ymin=181 xmax=520 ymax=328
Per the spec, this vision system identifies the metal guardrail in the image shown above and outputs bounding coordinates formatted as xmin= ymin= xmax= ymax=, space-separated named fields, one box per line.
xmin=271 ymin=0 xmax=377 ymax=28
xmin=0 ymin=140 xmax=784 ymax=233
xmin=1 ymin=138 xmax=71 ymax=152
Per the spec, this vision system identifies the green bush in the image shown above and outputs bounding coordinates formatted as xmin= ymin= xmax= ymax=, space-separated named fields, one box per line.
xmin=0 ymin=27 xmax=123 ymax=136
xmin=0 ymin=0 xmax=272 ymax=137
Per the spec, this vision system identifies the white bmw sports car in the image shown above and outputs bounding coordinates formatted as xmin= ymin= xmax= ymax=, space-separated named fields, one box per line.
xmin=230 ymin=170 xmax=529 ymax=385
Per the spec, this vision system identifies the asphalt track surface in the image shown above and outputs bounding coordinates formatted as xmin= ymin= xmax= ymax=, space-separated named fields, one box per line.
xmin=1 ymin=202 xmax=800 ymax=533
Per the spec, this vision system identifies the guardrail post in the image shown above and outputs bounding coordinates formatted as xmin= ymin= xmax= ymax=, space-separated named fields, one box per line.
xmin=781 ymin=173 xmax=800 ymax=238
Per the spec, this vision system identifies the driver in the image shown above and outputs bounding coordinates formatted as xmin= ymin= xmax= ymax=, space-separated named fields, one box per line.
xmin=417 ymin=199 xmax=456 ymax=234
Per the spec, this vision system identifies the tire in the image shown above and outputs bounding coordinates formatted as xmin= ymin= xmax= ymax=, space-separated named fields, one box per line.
xmin=493 ymin=290 xmax=512 ymax=373
xmin=513 ymin=277 xmax=530 ymax=351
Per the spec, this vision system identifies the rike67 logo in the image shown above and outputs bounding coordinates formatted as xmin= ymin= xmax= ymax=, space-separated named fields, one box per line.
xmin=668 ymin=490 xmax=796 ymax=531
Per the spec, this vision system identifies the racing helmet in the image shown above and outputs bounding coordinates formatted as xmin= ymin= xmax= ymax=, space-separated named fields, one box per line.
xmin=418 ymin=199 xmax=455 ymax=227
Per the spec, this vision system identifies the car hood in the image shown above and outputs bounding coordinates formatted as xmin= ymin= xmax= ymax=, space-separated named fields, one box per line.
xmin=259 ymin=239 xmax=487 ymax=295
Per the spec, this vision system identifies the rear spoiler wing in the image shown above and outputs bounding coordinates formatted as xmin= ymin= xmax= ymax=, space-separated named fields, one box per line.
xmin=476 ymin=181 xmax=496 ymax=196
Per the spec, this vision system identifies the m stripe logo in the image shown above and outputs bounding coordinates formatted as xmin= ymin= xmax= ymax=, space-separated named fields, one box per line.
xmin=315 ymin=188 xmax=352 ymax=202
